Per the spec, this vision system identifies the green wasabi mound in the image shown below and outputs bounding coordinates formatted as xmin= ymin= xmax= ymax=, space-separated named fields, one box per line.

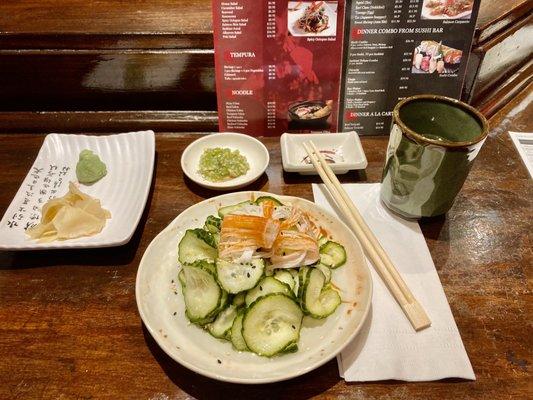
xmin=198 ymin=147 xmax=249 ymax=182
xmin=76 ymin=149 xmax=107 ymax=184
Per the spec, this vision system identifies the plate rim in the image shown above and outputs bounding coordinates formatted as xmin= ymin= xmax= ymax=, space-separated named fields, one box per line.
xmin=135 ymin=190 xmax=373 ymax=384
xmin=0 ymin=130 xmax=155 ymax=250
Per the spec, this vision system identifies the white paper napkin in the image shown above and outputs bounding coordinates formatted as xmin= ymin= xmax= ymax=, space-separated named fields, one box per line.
xmin=312 ymin=183 xmax=475 ymax=382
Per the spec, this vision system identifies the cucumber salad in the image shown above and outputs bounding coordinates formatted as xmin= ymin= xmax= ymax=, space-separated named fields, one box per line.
xmin=177 ymin=196 xmax=347 ymax=357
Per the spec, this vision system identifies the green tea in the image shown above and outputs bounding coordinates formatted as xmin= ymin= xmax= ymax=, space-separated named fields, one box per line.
xmin=399 ymin=100 xmax=483 ymax=143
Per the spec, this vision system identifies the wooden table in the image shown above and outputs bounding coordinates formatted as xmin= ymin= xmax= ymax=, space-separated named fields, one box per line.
xmin=0 ymin=90 xmax=531 ymax=399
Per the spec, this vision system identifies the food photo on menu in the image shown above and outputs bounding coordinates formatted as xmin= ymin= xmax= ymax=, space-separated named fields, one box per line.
xmin=420 ymin=0 xmax=474 ymax=20
xmin=288 ymin=1 xmax=338 ymax=37
xmin=412 ymin=40 xmax=463 ymax=75
xmin=288 ymin=99 xmax=333 ymax=130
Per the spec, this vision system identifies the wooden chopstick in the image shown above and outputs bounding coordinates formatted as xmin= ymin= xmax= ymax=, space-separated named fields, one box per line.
xmin=308 ymin=142 xmax=415 ymax=302
xmin=303 ymin=141 xmax=431 ymax=331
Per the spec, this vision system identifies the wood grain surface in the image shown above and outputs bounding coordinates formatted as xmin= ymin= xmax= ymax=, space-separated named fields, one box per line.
xmin=0 ymin=0 xmax=213 ymax=36
xmin=476 ymin=63 xmax=533 ymax=117
xmin=1 ymin=0 xmax=531 ymax=114
xmin=0 ymin=50 xmax=216 ymax=112
xmin=0 ymin=110 xmax=219 ymax=133
xmin=1 ymin=0 xmax=528 ymax=43
xmin=475 ymin=0 xmax=532 ymax=43
xmin=469 ymin=13 xmax=533 ymax=104
xmin=0 ymin=91 xmax=531 ymax=399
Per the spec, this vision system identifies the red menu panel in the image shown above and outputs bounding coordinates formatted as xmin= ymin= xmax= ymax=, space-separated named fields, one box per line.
xmin=213 ymin=1 xmax=346 ymax=136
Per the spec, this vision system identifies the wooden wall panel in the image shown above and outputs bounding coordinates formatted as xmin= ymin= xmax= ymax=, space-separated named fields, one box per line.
xmin=1 ymin=0 xmax=527 ymax=46
xmin=0 ymin=34 xmax=213 ymax=50
xmin=0 ymin=0 xmax=530 ymax=118
xmin=475 ymin=0 xmax=531 ymax=43
xmin=476 ymin=61 xmax=533 ymax=117
xmin=470 ymin=13 xmax=533 ymax=104
xmin=0 ymin=50 xmax=216 ymax=111
xmin=0 ymin=0 xmax=212 ymax=36
xmin=0 ymin=110 xmax=218 ymax=133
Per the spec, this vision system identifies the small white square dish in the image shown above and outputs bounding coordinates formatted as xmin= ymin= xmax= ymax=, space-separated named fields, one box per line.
xmin=280 ymin=131 xmax=367 ymax=175
xmin=0 ymin=131 xmax=155 ymax=250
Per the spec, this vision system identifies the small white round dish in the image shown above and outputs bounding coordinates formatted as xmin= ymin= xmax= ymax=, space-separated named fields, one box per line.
xmin=136 ymin=191 xmax=372 ymax=384
xmin=181 ymin=133 xmax=269 ymax=190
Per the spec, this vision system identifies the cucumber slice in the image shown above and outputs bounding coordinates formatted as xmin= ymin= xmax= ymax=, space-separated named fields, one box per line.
xmin=297 ymin=266 xmax=310 ymax=299
xmin=254 ymin=196 xmax=283 ymax=206
xmin=192 ymin=287 xmax=228 ymax=326
xmin=178 ymin=229 xmax=217 ymax=264
xmin=245 ymin=276 xmax=293 ymax=307
xmin=188 ymin=259 xmax=216 ymax=275
xmin=204 ymin=215 xmax=221 ymax=233
xmin=178 ymin=269 xmax=186 ymax=286
xmin=319 ymin=241 xmax=347 ymax=269
xmin=212 ymin=232 xmax=220 ymax=246
xmin=196 ymin=228 xmax=217 ymax=247
xmin=213 ymin=288 xmax=229 ymax=315
xmin=232 ymin=292 xmax=246 ymax=307
xmin=315 ymin=263 xmax=332 ymax=283
xmin=179 ymin=263 xmax=222 ymax=324
xmin=318 ymin=236 xmax=329 ymax=248
xmin=302 ymin=268 xmax=341 ymax=319
xmin=230 ymin=309 xmax=249 ymax=351
xmin=218 ymin=201 xmax=253 ymax=218
xmin=216 ymin=258 xmax=265 ymax=294
xmin=273 ymin=270 xmax=295 ymax=291
xmin=242 ymin=293 xmax=303 ymax=357
xmin=288 ymin=269 xmax=299 ymax=296
xmin=208 ymin=304 xmax=238 ymax=339
xmin=282 ymin=342 xmax=298 ymax=353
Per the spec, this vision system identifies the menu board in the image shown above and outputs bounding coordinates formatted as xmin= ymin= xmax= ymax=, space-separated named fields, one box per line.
xmin=212 ymin=0 xmax=481 ymax=136
xmin=212 ymin=1 xmax=346 ymax=136
xmin=340 ymin=0 xmax=481 ymax=135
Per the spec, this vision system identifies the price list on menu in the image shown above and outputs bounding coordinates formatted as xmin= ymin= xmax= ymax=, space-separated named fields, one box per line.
xmin=340 ymin=0 xmax=481 ymax=135
xmin=213 ymin=0 xmax=346 ymax=136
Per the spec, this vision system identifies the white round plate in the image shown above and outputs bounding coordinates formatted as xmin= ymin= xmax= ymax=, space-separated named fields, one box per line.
xmin=180 ymin=133 xmax=269 ymax=190
xmin=136 ymin=191 xmax=372 ymax=384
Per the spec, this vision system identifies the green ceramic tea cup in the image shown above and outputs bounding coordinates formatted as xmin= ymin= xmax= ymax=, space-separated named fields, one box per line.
xmin=380 ymin=94 xmax=489 ymax=218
